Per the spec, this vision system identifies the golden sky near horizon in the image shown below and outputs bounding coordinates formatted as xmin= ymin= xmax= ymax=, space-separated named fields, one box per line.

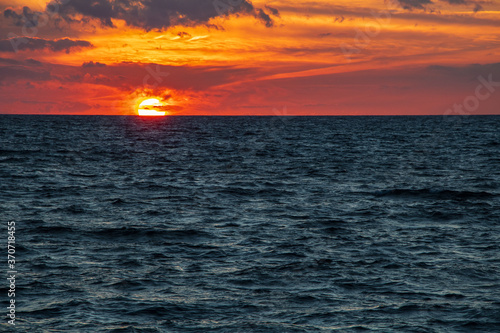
xmin=0 ymin=0 xmax=499 ymax=115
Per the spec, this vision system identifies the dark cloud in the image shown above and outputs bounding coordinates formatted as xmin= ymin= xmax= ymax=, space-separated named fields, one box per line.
xmin=0 ymin=66 xmax=51 ymax=82
xmin=441 ymin=0 xmax=484 ymax=12
xmin=47 ymin=0 xmax=274 ymax=30
xmin=65 ymin=0 xmax=114 ymax=26
xmin=58 ymin=62 xmax=258 ymax=91
xmin=82 ymin=61 xmax=107 ymax=68
xmin=255 ymin=8 xmax=273 ymax=28
xmin=255 ymin=5 xmax=280 ymax=28
xmin=0 ymin=37 xmax=93 ymax=53
xmin=177 ymin=31 xmax=192 ymax=38
xmin=427 ymin=62 xmax=500 ymax=76
xmin=265 ymin=6 xmax=280 ymax=17
xmin=4 ymin=6 xmax=40 ymax=27
xmin=398 ymin=0 xmax=485 ymax=11
xmin=5 ymin=59 xmax=258 ymax=93
xmin=0 ymin=57 xmax=42 ymax=66
xmin=398 ymin=0 xmax=433 ymax=10
xmin=26 ymin=59 xmax=42 ymax=66
xmin=0 ymin=57 xmax=21 ymax=65
xmin=334 ymin=16 xmax=345 ymax=23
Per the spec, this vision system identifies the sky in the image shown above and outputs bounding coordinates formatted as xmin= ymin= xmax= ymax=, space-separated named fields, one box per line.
xmin=0 ymin=0 xmax=499 ymax=115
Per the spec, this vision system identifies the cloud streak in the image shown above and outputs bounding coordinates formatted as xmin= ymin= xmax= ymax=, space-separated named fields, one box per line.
xmin=0 ymin=37 xmax=93 ymax=53
xmin=396 ymin=0 xmax=485 ymax=11
xmin=397 ymin=0 xmax=433 ymax=10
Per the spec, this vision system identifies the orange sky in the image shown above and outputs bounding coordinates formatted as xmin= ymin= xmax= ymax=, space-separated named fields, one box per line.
xmin=0 ymin=0 xmax=499 ymax=115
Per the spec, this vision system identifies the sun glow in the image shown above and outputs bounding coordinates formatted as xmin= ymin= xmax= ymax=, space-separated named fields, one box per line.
xmin=137 ymin=98 xmax=166 ymax=116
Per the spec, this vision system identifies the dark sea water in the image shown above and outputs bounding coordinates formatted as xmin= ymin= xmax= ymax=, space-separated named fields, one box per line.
xmin=1 ymin=115 xmax=499 ymax=332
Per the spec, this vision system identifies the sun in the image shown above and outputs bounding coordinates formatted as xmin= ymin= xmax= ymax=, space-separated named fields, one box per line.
xmin=137 ymin=98 xmax=166 ymax=116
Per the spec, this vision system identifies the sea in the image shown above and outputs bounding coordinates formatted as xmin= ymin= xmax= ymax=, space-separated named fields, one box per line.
xmin=0 ymin=115 xmax=499 ymax=332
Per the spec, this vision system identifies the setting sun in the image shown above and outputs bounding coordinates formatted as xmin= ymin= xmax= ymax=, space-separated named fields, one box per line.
xmin=137 ymin=98 xmax=166 ymax=116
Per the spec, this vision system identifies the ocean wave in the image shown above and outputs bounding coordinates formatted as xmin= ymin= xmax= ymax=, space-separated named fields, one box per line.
xmin=374 ymin=188 xmax=496 ymax=200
